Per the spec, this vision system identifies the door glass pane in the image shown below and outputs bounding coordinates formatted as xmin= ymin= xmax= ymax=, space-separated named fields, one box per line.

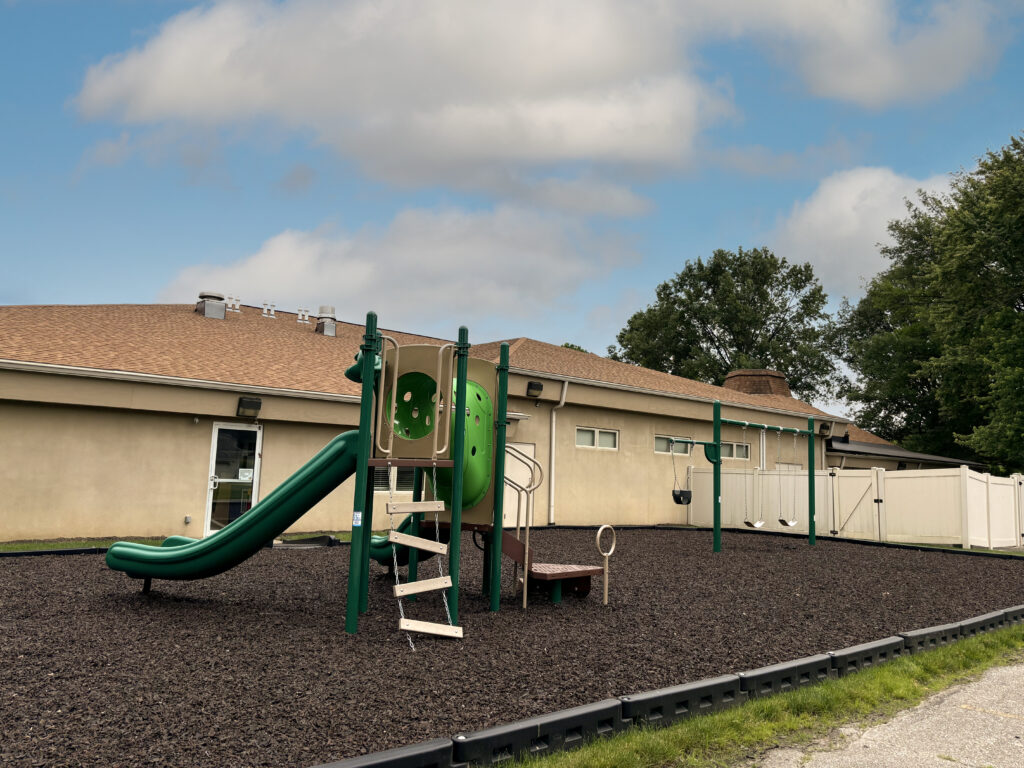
xmin=214 ymin=429 xmax=258 ymax=479
xmin=210 ymin=482 xmax=253 ymax=532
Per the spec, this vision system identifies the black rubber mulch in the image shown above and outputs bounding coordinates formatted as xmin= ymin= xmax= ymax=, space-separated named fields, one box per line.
xmin=3 ymin=529 xmax=1024 ymax=767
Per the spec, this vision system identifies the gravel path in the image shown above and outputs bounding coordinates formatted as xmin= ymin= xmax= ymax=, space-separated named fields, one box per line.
xmin=3 ymin=529 xmax=1024 ymax=767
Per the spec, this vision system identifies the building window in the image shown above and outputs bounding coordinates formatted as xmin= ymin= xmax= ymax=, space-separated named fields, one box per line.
xmin=576 ymin=427 xmax=618 ymax=450
xmin=655 ymin=435 xmax=691 ymax=455
xmin=373 ymin=466 xmax=417 ymax=493
xmin=721 ymin=442 xmax=750 ymax=460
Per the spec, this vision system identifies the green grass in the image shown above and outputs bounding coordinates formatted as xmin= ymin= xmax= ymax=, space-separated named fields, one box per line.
xmin=517 ymin=625 xmax=1024 ymax=768
xmin=0 ymin=537 xmax=165 ymax=552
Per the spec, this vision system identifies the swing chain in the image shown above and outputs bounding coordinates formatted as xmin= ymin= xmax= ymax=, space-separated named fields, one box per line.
xmin=431 ymin=462 xmax=454 ymax=627
xmin=388 ymin=461 xmax=415 ymax=651
xmin=670 ymin=440 xmax=681 ymax=492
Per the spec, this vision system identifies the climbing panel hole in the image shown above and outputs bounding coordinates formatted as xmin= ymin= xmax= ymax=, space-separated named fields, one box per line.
xmin=425 ymin=415 xmax=431 ymax=426
xmin=475 ymin=415 xmax=480 ymax=426
xmin=476 ymin=392 xmax=482 ymax=401
xmin=412 ymin=407 xmax=419 ymax=419
xmin=471 ymin=445 xmax=477 ymax=456
xmin=404 ymin=427 xmax=411 ymax=437
xmin=403 ymin=390 xmax=412 ymax=402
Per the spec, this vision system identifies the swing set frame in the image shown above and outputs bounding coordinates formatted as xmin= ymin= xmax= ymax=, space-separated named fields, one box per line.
xmin=670 ymin=400 xmax=817 ymax=553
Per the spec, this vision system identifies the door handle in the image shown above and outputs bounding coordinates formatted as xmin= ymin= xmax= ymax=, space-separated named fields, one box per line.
xmin=210 ymin=475 xmax=219 ymax=490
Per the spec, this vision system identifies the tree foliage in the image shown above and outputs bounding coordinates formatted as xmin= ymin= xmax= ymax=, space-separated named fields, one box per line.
xmin=609 ymin=247 xmax=839 ymax=401
xmin=840 ymin=134 xmax=1024 ymax=472
xmin=561 ymin=342 xmax=589 ymax=353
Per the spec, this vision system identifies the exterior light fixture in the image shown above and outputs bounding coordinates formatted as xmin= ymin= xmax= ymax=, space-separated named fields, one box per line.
xmin=236 ymin=396 xmax=262 ymax=419
xmin=526 ymin=381 xmax=544 ymax=398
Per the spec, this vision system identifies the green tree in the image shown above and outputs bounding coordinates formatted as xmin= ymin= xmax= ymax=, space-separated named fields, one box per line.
xmin=609 ymin=247 xmax=840 ymax=401
xmin=840 ymin=134 xmax=1024 ymax=472
xmin=561 ymin=342 xmax=589 ymax=353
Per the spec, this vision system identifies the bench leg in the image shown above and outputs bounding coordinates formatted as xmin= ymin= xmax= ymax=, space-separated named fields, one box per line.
xmin=550 ymin=580 xmax=562 ymax=604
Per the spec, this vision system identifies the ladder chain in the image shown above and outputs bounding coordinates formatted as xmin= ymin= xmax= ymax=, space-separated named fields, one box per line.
xmin=388 ymin=461 xmax=415 ymax=651
xmin=432 ymin=463 xmax=454 ymax=627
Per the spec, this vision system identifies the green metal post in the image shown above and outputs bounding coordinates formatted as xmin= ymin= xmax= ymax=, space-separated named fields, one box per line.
xmin=344 ymin=312 xmax=378 ymax=634
xmin=550 ymin=580 xmax=562 ymax=604
xmin=359 ymin=472 xmax=374 ymax=613
xmin=489 ymin=343 xmax=510 ymax=612
xmin=713 ymin=400 xmax=722 ymax=553
xmin=808 ymin=417 xmax=816 ymax=546
xmin=447 ymin=326 xmax=470 ymax=624
xmin=408 ymin=467 xmax=422 ymax=598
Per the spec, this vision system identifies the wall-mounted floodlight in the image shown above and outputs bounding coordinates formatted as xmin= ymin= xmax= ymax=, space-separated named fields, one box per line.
xmin=526 ymin=381 xmax=544 ymax=398
xmin=236 ymin=396 xmax=262 ymax=419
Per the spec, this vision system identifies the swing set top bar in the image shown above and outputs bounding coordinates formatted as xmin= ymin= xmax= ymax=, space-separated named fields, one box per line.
xmin=719 ymin=418 xmax=812 ymax=436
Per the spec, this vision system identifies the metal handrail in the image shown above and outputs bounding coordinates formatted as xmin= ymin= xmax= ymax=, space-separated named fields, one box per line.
xmin=505 ymin=445 xmax=543 ymax=494
xmin=503 ymin=445 xmax=543 ymax=610
xmin=432 ymin=343 xmax=455 ymax=458
xmin=374 ymin=335 xmax=400 ymax=456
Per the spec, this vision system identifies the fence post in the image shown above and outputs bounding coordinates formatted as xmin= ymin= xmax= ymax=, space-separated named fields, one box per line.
xmin=985 ymin=473 xmax=993 ymax=550
xmin=959 ymin=465 xmax=971 ymax=550
xmin=1015 ymin=474 xmax=1024 ymax=547
xmin=874 ymin=467 xmax=887 ymax=543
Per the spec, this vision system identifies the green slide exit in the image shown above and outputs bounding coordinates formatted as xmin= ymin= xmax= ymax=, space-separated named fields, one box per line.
xmin=106 ymin=430 xmax=359 ymax=582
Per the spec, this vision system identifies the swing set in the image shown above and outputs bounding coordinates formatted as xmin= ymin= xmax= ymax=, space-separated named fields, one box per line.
xmin=668 ymin=400 xmax=817 ymax=553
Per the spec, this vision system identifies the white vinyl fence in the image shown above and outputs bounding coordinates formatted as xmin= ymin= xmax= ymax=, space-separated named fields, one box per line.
xmin=685 ymin=466 xmax=1024 ymax=549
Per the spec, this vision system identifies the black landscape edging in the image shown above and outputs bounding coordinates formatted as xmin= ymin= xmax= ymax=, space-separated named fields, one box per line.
xmin=959 ymin=610 xmax=1006 ymax=638
xmin=450 ymin=698 xmax=626 ymax=766
xmin=899 ymin=622 xmax=960 ymax=653
xmin=619 ymin=673 xmax=745 ymax=725
xmin=1004 ymin=604 xmax=1024 ymax=625
xmin=0 ymin=546 xmax=108 ymax=558
xmin=738 ymin=653 xmax=833 ymax=697
xmin=315 ymin=738 xmax=453 ymax=768
xmin=828 ymin=636 xmax=906 ymax=677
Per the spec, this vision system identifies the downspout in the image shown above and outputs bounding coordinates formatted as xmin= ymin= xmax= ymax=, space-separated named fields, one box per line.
xmin=548 ymin=380 xmax=568 ymax=525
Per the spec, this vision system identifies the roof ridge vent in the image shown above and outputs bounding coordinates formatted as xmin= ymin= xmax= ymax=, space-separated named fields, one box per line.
xmin=195 ymin=290 xmax=226 ymax=320
xmin=315 ymin=304 xmax=337 ymax=337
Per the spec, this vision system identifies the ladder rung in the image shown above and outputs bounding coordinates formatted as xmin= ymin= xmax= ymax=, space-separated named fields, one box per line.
xmin=393 ymin=575 xmax=452 ymax=597
xmin=386 ymin=501 xmax=445 ymax=516
xmin=400 ymin=618 xmax=463 ymax=638
xmin=388 ymin=530 xmax=448 ymax=555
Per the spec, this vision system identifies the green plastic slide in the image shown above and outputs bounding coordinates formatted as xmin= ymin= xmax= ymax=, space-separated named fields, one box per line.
xmin=106 ymin=430 xmax=359 ymax=582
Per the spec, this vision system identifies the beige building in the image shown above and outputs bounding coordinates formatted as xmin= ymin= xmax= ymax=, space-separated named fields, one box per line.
xmin=0 ymin=300 xmax=967 ymax=542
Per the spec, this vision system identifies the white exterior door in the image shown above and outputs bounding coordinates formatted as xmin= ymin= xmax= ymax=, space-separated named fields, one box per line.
xmin=204 ymin=422 xmax=263 ymax=537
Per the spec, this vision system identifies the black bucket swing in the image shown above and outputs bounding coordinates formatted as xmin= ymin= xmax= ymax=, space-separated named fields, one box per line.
xmin=778 ymin=431 xmax=798 ymax=527
xmin=670 ymin=441 xmax=692 ymax=505
xmin=742 ymin=426 xmax=765 ymax=528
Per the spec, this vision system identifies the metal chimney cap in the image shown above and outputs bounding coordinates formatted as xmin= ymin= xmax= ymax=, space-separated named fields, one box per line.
xmin=317 ymin=305 xmax=336 ymax=320
xmin=198 ymin=290 xmax=225 ymax=302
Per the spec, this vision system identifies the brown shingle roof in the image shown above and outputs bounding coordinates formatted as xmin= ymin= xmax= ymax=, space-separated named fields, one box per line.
xmin=844 ymin=424 xmax=893 ymax=445
xmin=471 ymin=337 xmax=844 ymax=420
xmin=0 ymin=304 xmax=845 ymax=420
xmin=0 ymin=304 xmax=447 ymax=396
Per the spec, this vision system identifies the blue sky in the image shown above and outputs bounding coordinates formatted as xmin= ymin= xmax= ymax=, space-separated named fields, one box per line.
xmin=2 ymin=0 xmax=1023 ymax=357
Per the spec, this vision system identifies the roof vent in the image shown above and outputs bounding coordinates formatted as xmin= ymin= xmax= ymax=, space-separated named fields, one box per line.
xmin=297 ymin=308 xmax=312 ymax=324
xmin=722 ymin=369 xmax=792 ymax=397
xmin=195 ymin=290 xmax=226 ymax=320
xmin=225 ymin=295 xmax=241 ymax=313
xmin=261 ymin=302 xmax=276 ymax=319
xmin=315 ymin=305 xmax=337 ymax=337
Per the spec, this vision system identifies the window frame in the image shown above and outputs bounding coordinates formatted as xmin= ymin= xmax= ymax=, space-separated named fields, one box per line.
xmin=575 ymin=426 xmax=619 ymax=451
xmin=721 ymin=441 xmax=751 ymax=461
xmin=654 ymin=434 xmax=692 ymax=455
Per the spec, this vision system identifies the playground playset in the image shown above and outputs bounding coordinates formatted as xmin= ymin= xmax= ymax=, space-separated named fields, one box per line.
xmin=105 ymin=312 xmax=608 ymax=641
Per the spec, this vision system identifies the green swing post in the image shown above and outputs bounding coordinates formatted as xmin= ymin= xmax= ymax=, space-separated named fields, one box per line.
xmin=712 ymin=400 xmax=722 ymax=553
xmin=447 ymin=327 xmax=470 ymax=625
xmin=345 ymin=312 xmax=379 ymax=634
xmin=808 ymin=417 xmax=816 ymax=546
xmin=488 ymin=343 xmax=510 ymax=612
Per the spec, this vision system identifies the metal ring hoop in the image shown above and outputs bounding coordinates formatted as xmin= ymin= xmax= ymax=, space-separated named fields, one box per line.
xmin=595 ymin=524 xmax=616 ymax=557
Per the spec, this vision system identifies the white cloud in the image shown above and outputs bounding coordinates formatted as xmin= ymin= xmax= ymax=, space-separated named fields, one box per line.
xmin=768 ymin=166 xmax=948 ymax=301
xmin=159 ymin=205 xmax=637 ymax=335
xmin=685 ymin=0 xmax=1001 ymax=108
xmin=78 ymin=0 xmax=725 ymax=191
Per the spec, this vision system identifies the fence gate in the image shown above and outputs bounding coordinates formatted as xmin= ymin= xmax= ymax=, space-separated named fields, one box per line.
xmin=831 ymin=469 xmax=879 ymax=540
